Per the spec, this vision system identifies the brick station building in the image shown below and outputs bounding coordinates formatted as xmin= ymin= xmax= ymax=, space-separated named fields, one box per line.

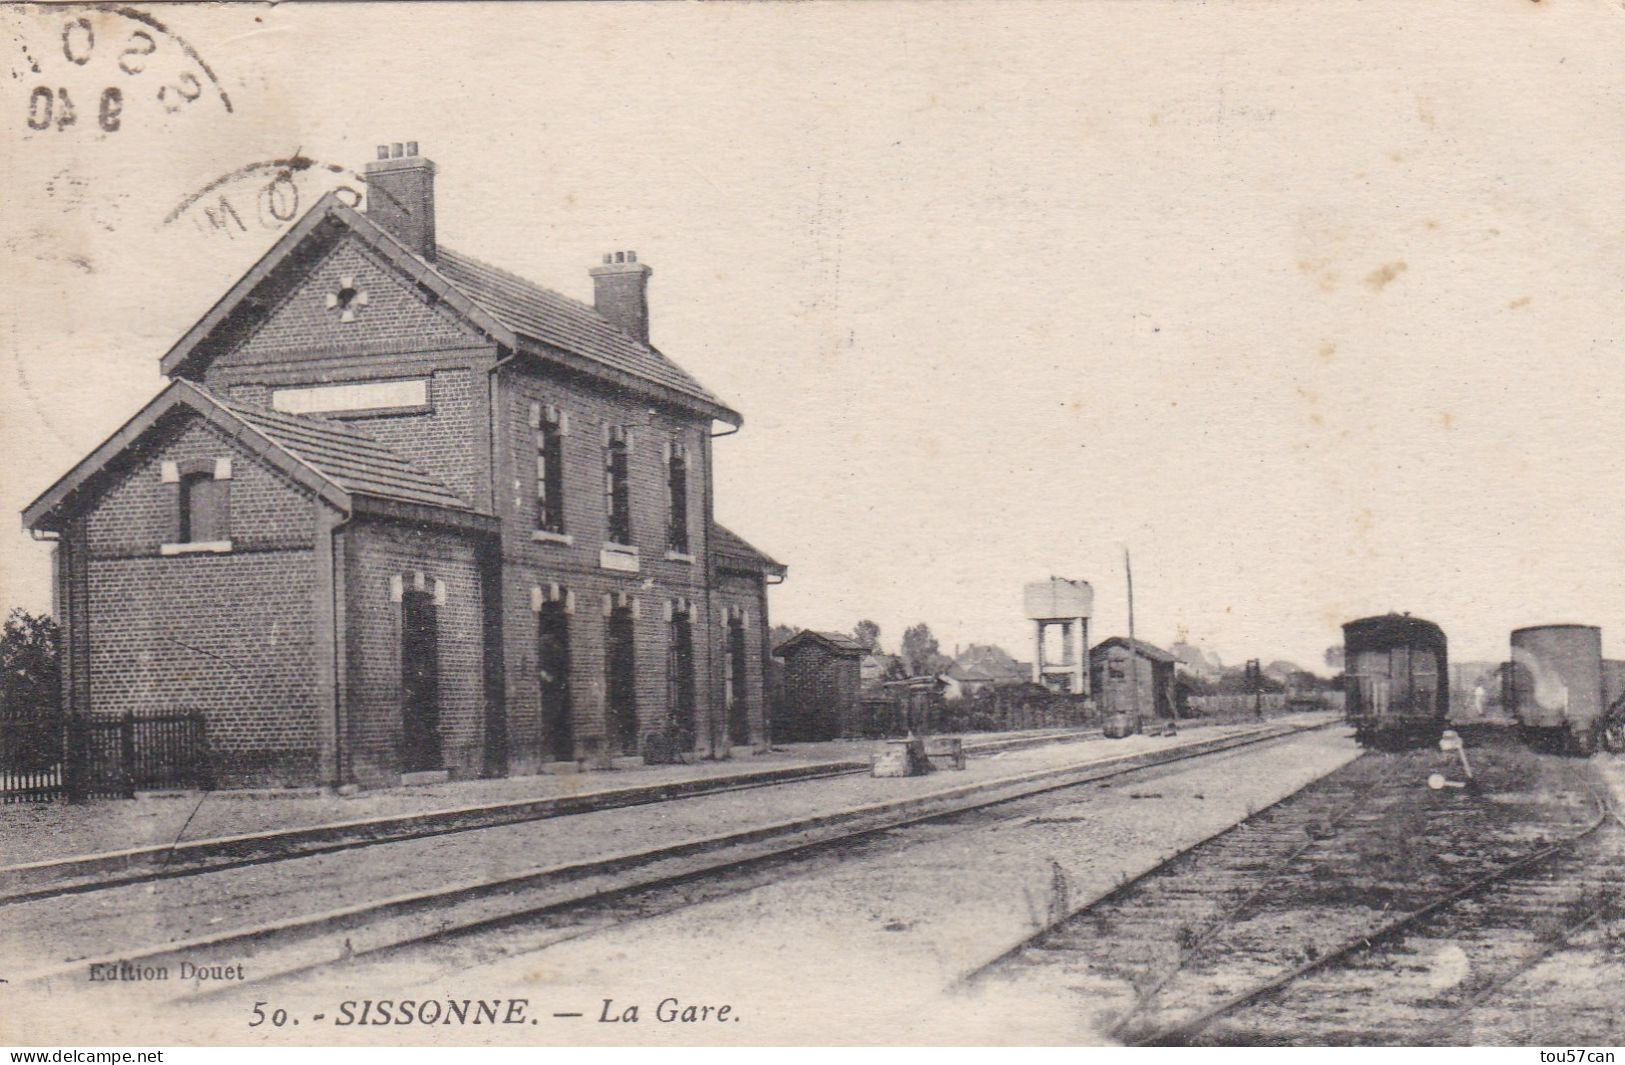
xmin=22 ymin=143 xmax=786 ymax=789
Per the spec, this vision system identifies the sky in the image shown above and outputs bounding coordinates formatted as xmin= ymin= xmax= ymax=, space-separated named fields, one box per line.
xmin=2 ymin=1 xmax=1622 ymax=671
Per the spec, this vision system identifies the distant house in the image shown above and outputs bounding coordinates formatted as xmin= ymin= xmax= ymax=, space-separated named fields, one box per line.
xmin=954 ymin=643 xmax=1023 ymax=678
xmin=942 ymin=644 xmax=1030 ymax=699
xmin=1169 ymin=638 xmax=1224 ymax=684
xmin=860 ymin=652 xmax=906 ymax=690
xmin=997 ymin=662 xmax=1035 ymax=687
xmin=774 ymin=630 xmax=867 ymax=741
xmin=940 ymin=662 xmax=997 ymax=702
xmin=1091 ymin=637 xmax=1178 ymax=720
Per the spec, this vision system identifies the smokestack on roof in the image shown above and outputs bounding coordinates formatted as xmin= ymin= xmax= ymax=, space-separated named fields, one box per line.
xmin=590 ymin=250 xmax=652 ymax=343
xmin=364 ymin=141 xmax=436 ymax=261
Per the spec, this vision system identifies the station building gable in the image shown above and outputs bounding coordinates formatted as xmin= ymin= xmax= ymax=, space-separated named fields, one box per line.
xmin=23 ymin=144 xmax=786 ymax=792
xmin=215 ymin=231 xmax=482 ymax=371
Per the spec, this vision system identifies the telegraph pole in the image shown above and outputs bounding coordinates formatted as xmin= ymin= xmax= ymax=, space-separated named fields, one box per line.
xmin=1126 ymin=547 xmax=1142 ymax=729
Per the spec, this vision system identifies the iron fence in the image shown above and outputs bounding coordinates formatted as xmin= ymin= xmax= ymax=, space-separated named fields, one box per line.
xmin=2 ymin=706 xmax=210 ymax=802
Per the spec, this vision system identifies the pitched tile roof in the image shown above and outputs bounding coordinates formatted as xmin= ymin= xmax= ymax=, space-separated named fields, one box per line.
xmin=774 ymin=629 xmax=866 ymax=657
xmin=710 ymin=522 xmax=785 ymax=575
xmin=1092 ymin=636 xmax=1179 ymax=664
xmin=232 ymin=404 xmax=470 ymax=511
xmin=811 ymin=630 xmax=867 ymax=653
xmin=433 ymin=248 xmax=729 ymax=412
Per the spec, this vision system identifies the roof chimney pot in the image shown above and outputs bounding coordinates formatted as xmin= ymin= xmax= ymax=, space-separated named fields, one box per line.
xmin=589 ymin=249 xmax=653 ymax=343
xmin=364 ymin=140 xmax=437 ymax=260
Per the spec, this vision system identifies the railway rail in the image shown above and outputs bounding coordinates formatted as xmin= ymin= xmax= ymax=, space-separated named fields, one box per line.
xmin=0 ymin=726 xmax=1112 ymax=907
xmin=1179 ymin=789 xmax=1625 ymax=1046
xmin=10 ymin=718 xmax=1338 ymax=996
xmin=959 ymin=724 xmax=1624 ymax=1046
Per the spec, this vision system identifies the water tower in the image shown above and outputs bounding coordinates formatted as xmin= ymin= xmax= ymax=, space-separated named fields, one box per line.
xmin=1024 ymin=578 xmax=1094 ymax=694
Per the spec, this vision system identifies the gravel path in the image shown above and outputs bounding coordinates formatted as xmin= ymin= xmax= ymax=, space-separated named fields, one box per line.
xmin=0 ymin=728 xmax=1087 ymax=867
xmin=0 ymin=721 xmax=1311 ymax=975
xmin=141 ymin=724 xmax=1363 ymax=1047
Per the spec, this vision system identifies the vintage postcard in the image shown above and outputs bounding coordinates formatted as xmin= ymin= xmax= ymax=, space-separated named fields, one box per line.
xmin=2 ymin=0 xmax=1623 ymax=1052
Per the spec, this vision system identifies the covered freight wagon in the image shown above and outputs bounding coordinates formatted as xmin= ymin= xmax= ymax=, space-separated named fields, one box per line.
xmin=1342 ymin=613 xmax=1449 ymax=748
xmin=1510 ymin=624 xmax=1605 ymax=755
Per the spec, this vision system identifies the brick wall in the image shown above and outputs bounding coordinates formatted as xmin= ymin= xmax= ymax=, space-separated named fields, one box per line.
xmin=349 ymin=367 xmax=484 ymax=507
xmin=498 ymin=365 xmax=726 ymax=764
xmin=217 ymin=360 xmax=494 ymax=514
xmin=344 ymin=519 xmax=487 ymax=786
xmin=142 ymin=220 xmax=778 ymax=779
xmin=85 ymin=415 xmax=316 ymax=554
xmin=204 ymin=226 xmax=497 ymax=513
xmin=223 ymin=235 xmax=472 ymax=364
xmin=715 ymin=570 xmax=770 ymax=745
xmin=500 ymin=365 xmax=712 ymax=585
xmin=77 ymin=413 xmax=324 ymax=786
xmin=781 ymin=643 xmax=860 ymax=741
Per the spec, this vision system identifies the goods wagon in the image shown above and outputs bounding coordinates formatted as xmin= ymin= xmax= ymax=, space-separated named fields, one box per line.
xmin=1342 ymin=614 xmax=1449 ymax=748
xmin=1606 ymin=660 xmax=1625 ymax=752
xmin=1510 ymin=624 xmax=1605 ymax=755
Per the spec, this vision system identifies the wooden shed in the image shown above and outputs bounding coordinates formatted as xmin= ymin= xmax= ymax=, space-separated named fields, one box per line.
xmin=1090 ymin=637 xmax=1179 ymax=721
xmin=773 ymin=630 xmax=868 ymax=741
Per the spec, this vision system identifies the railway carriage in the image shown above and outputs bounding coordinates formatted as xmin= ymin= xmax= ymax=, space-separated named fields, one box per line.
xmin=1510 ymin=624 xmax=1608 ymax=755
xmin=1342 ymin=614 xmax=1449 ymax=748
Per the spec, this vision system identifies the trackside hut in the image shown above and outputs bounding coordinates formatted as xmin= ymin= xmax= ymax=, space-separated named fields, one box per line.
xmin=22 ymin=143 xmax=785 ymax=789
xmin=774 ymin=630 xmax=866 ymax=741
xmin=1090 ymin=637 xmax=1178 ymax=720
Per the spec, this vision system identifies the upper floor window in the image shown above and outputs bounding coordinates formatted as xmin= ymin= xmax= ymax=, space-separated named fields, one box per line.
xmin=605 ymin=427 xmax=632 ymax=547
xmin=666 ymin=441 xmax=690 ymax=556
xmin=179 ymin=472 xmax=226 ymax=543
xmin=161 ymin=458 xmax=231 ymax=554
xmin=535 ymin=406 xmax=567 ymax=536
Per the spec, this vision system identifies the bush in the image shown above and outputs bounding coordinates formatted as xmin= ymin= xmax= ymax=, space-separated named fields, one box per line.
xmin=2 ymin=609 xmax=60 ymax=717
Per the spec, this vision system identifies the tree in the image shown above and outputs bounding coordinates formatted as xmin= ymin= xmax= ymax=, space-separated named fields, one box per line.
xmin=1324 ymin=645 xmax=1345 ymax=671
xmin=3 ymin=609 xmax=60 ymax=716
xmin=768 ymin=624 xmax=800 ymax=656
xmin=900 ymin=622 xmax=950 ymax=677
xmin=957 ymin=643 xmax=1021 ymax=677
xmin=852 ymin=619 xmax=881 ymax=653
xmin=2 ymin=611 xmax=60 ymax=776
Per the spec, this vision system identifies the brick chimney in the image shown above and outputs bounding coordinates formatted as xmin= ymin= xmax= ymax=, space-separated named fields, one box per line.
xmin=364 ymin=142 xmax=436 ymax=260
xmin=590 ymin=251 xmax=652 ymax=343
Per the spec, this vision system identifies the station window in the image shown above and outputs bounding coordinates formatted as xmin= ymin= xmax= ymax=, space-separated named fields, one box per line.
xmin=726 ymin=613 xmax=749 ymax=745
xmin=667 ymin=605 xmax=696 ymax=739
xmin=178 ymin=472 xmax=227 ymax=543
xmin=401 ymin=589 xmax=441 ymax=772
xmin=606 ymin=605 xmax=638 ymax=753
xmin=605 ymin=428 xmax=632 ymax=547
xmin=536 ymin=415 xmax=566 ymax=535
xmin=666 ymin=442 xmax=690 ymax=555
xmin=163 ymin=458 xmax=231 ymax=552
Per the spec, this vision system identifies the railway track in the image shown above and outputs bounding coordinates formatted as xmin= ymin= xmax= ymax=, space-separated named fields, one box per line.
xmin=0 ymin=727 xmax=1111 ymax=906
xmin=10 ymin=719 xmax=1338 ymax=997
xmin=959 ymin=724 xmax=1621 ymax=1046
xmin=1181 ymin=795 xmax=1625 ymax=1046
